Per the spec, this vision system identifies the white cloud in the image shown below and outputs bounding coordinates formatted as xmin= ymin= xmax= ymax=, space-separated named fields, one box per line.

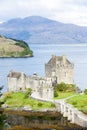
xmin=0 ymin=0 xmax=87 ymax=26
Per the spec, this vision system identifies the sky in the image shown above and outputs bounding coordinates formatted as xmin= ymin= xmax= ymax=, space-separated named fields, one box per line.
xmin=0 ymin=0 xmax=87 ymax=26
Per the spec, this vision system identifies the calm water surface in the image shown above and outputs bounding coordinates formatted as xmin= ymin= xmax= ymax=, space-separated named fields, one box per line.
xmin=1 ymin=43 xmax=87 ymax=92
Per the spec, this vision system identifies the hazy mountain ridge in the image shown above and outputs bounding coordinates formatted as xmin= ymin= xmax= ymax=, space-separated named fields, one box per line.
xmin=0 ymin=16 xmax=87 ymax=44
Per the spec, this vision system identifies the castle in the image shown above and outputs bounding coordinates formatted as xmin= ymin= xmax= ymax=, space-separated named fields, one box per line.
xmin=7 ymin=55 xmax=74 ymax=100
xmin=45 ymin=55 xmax=74 ymax=84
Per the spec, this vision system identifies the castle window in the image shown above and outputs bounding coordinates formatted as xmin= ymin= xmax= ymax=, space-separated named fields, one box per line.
xmin=65 ymin=72 xmax=67 ymax=77
xmin=20 ymin=88 xmax=22 ymax=91
xmin=47 ymin=89 xmax=49 ymax=92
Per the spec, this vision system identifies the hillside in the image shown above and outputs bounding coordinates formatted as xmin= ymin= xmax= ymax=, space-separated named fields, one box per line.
xmin=0 ymin=36 xmax=33 ymax=57
xmin=0 ymin=16 xmax=87 ymax=44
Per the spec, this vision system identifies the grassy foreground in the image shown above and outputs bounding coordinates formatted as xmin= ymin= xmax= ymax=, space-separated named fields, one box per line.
xmin=67 ymin=94 xmax=87 ymax=114
xmin=3 ymin=92 xmax=55 ymax=110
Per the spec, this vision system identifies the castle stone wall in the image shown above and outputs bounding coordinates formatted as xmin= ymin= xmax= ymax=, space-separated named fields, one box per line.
xmin=7 ymin=72 xmax=26 ymax=92
xmin=45 ymin=55 xmax=74 ymax=84
xmin=7 ymin=72 xmax=54 ymax=100
xmin=56 ymin=64 xmax=74 ymax=84
xmin=7 ymin=77 xmax=17 ymax=92
xmin=7 ymin=55 xmax=74 ymax=100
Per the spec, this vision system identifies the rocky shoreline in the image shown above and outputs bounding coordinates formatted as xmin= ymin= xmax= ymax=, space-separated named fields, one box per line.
xmin=4 ymin=109 xmax=86 ymax=130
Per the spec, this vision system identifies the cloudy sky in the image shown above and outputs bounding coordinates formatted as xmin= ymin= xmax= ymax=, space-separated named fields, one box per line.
xmin=0 ymin=0 xmax=87 ymax=26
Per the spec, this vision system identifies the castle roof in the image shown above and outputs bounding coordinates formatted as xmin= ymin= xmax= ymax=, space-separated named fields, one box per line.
xmin=7 ymin=71 xmax=26 ymax=78
xmin=47 ymin=55 xmax=72 ymax=65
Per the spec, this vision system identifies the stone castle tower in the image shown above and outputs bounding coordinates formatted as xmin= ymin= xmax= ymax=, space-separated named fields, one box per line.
xmin=45 ymin=55 xmax=74 ymax=84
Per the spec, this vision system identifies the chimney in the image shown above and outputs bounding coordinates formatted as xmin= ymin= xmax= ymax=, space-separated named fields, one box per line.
xmin=52 ymin=55 xmax=56 ymax=59
xmin=9 ymin=70 xmax=13 ymax=77
xmin=62 ymin=55 xmax=66 ymax=64
xmin=21 ymin=72 xmax=24 ymax=77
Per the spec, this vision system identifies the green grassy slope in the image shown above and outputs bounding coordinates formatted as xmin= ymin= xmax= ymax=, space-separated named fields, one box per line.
xmin=67 ymin=94 xmax=87 ymax=114
xmin=3 ymin=92 xmax=55 ymax=110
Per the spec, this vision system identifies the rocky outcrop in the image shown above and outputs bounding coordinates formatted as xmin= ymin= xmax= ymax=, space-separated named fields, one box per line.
xmin=5 ymin=110 xmax=85 ymax=130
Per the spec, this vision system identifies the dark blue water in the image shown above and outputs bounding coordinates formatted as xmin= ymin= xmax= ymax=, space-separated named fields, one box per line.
xmin=1 ymin=43 xmax=87 ymax=92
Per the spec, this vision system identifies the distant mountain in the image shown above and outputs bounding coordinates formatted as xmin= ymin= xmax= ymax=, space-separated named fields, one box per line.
xmin=0 ymin=16 xmax=87 ymax=44
xmin=0 ymin=36 xmax=33 ymax=57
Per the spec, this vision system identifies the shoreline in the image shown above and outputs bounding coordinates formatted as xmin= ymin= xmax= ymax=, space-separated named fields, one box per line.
xmin=4 ymin=108 xmax=86 ymax=130
xmin=0 ymin=55 xmax=33 ymax=58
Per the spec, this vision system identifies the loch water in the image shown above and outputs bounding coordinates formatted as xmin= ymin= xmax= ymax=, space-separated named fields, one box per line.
xmin=0 ymin=43 xmax=87 ymax=92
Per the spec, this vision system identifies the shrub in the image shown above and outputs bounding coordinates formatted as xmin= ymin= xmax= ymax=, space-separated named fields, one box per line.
xmin=38 ymin=102 xmax=43 ymax=107
xmin=54 ymin=90 xmax=58 ymax=97
xmin=84 ymin=89 xmax=87 ymax=95
xmin=72 ymin=101 xmax=77 ymax=106
xmin=55 ymin=82 xmax=76 ymax=92
xmin=24 ymin=88 xmax=32 ymax=98
xmin=50 ymin=103 xmax=56 ymax=108
xmin=3 ymin=92 xmax=12 ymax=101
xmin=15 ymin=40 xmax=33 ymax=57
xmin=82 ymin=106 xmax=87 ymax=114
xmin=15 ymin=41 xmax=29 ymax=48
xmin=0 ymin=87 xmax=6 ymax=129
xmin=7 ymin=125 xmax=31 ymax=130
xmin=55 ymin=82 xmax=67 ymax=92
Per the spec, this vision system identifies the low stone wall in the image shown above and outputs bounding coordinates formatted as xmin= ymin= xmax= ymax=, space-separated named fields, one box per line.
xmin=54 ymin=100 xmax=87 ymax=128
xmin=31 ymin=96 xmax=87 ymax=128
xmin=74 ymin=111 xmax=87 ymax=128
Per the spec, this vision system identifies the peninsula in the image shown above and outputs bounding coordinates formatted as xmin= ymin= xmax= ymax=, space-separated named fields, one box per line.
xmin=0 ymin=35 xmax=33 ymax=57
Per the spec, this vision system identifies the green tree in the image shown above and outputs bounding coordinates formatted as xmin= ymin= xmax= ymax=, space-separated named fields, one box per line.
xmin=55 ymin=82 xmax=76 ymax=92
xmin=54 ymin=89 xmax=58 ymax=97
xmin=84 ymin=89 xmax=87 ymax=95
xmin=0 ymin=86 xmax=6 ymax=130
xmin=56 ymin=82 xmax=67 ymax=92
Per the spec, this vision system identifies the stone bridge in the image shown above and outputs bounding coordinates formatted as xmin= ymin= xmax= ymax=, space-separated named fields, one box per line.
xmin=54 ymin=100 xmax=87 ymax=128
xmin=31 ymin=95 xmax=87 ymax=128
